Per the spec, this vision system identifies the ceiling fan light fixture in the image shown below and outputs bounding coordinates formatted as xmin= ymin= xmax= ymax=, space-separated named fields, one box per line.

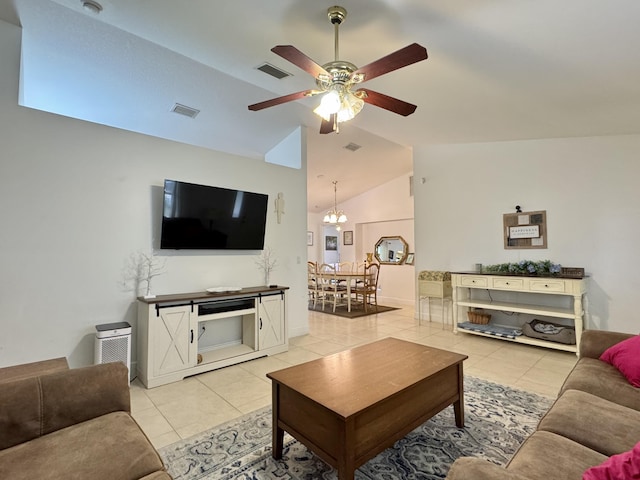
xmin=314 ymin=90 xmax=341 ymax=119
xmin=247 ymin=5 xmax=428 ymax=134
xmin=337 ymin=92 xmax=364 ymax=122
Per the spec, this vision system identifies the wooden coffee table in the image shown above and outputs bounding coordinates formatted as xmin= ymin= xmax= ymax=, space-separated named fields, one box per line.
xmin=266 ymin=337 xmax=467 ymax=480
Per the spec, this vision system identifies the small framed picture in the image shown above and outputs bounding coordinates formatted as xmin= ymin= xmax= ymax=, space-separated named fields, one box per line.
xmin=306 ymin=231 xmax=313 ymax=246
xmin=343 ymin=230 xmax=353 ymax=245
xmin=325 ymin=235 xmax=338 ymax=251
xmin=405 ymin=253 xmax=415 ymax=265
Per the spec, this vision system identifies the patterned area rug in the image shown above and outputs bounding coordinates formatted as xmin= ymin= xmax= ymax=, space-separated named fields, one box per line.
xmin=159 ymin=376 xmax=552 ymax=479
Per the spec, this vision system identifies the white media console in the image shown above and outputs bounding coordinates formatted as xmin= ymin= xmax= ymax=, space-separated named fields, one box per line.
xmin=137 ymin=286 xmax=288 ymax=388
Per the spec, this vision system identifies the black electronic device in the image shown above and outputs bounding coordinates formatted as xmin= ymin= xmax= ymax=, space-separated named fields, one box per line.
xmin=160 ymin=179 xmax=268 ymax=250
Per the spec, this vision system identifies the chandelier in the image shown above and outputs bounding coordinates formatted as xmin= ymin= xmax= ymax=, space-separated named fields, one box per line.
xmin=323 ymin=180 xmax=347 ymax=230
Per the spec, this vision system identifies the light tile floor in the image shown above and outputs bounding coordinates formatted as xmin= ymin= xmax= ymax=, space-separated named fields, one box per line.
xmin=130 ymin=303 xmax=577 ymax=449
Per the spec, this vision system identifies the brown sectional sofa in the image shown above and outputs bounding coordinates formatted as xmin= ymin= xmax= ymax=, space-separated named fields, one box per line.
xmin=0 ymin=359 xmax=171 ymax=480
xmin=446 ymin=329 xmax=639 ymax=480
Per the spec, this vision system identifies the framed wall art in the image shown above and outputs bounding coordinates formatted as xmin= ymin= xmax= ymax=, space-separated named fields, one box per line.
xmin=325 ymin=235 xmax=338 ymax=251
xmin=343 ymin=230 xmax=353 ymax=245
xmin=503 ymin=210 xmax=547 ymax=249
xmin=306 ymin=231 xmax=313 ymax=246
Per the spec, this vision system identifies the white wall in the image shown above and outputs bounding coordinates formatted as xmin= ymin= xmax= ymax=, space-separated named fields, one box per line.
xmin=413 ymin=135 xmax=640 ymax=333
xmin=0 ymin=20 xmax=309 ymax=368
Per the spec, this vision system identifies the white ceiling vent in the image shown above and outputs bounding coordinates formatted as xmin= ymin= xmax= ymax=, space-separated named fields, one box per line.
xmin=257 ymin=63 xmax=291 ymax=79
xmin=171 ymin=103 xmax=200 ymax=118
xmin=343 ymin=142 xmax=362 ymax=152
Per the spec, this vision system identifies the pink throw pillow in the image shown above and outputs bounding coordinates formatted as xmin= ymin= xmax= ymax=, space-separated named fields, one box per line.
xmin=600 ymin=335 xmax=640 ymax=387
xmin=583 ymin=441 xmax=640 ymax=479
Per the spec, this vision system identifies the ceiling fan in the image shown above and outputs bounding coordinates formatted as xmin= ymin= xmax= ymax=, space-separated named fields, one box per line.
xmin=248 ymin=6 xmax=428 ymax=134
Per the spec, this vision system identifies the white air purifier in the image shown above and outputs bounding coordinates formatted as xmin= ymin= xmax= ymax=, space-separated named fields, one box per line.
xmin=94 ymin=322 xmax=132 ymax=382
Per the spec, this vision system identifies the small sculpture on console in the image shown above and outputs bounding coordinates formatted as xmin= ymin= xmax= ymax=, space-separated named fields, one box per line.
xmin=122 ymin=251 xmax=167 ymax=299
xmin=255 ymin=246 xmax=277 ymax=286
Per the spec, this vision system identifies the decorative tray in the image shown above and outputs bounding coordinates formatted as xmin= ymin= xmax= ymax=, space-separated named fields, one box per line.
xmin=206 ymin=287 xmax=242 ymax=293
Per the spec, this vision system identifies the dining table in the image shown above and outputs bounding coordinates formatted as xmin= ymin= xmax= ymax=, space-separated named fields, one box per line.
xmin=331 ymin=271 xmax=364 ymax=312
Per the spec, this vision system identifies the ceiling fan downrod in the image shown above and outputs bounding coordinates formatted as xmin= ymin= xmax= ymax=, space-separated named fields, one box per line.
xmin=328 ymin=6 xmax=347 ymax=62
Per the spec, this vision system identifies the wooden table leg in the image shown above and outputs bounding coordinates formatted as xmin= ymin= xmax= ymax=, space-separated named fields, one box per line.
xmin=336 ymin=418 xmax=356 ymax=480
xmin=272 ymin=382 xmax=284 ymax=459
xmin=454 ymin=397 xmax=465 ymax=428
xmin=454 ymin=365 xmax=465 ymax=428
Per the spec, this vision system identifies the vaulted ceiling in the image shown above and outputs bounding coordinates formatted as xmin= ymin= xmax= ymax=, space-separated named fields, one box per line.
xmin=2 ymin=0 xmax=639 ymax=211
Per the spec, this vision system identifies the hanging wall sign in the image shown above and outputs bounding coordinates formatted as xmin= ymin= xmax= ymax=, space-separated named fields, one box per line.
xmin=503 ymin=210 xmax=547 ymax=249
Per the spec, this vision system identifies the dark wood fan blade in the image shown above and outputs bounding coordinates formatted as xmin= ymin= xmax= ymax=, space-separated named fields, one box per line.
xmin=248 ymin=90 xmax=317 ymax=111
xmin=356 ymin=88 xmax=417 ymax=116
xmin=319 ymin=114 xmax=336 ymax=134
xmin=353 ymin=43 xmax=427 ymax=83
xmin=271 ymin=45 xmax=330 ymax=79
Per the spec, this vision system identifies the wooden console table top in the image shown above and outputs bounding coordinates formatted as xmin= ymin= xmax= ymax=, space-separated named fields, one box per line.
xmin=267 ymin=337 xmax=467 ymax=479
xmin=137 ymin=285 xmax=289 ymax=304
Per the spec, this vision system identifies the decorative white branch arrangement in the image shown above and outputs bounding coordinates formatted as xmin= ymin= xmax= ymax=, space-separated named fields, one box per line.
xmin=122 ymin=251 xmax=167 ymax=298
xmin=255 ymin=246 xmax=277 ymax=285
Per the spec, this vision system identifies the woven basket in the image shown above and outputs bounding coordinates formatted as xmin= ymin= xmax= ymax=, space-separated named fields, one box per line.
xmin=467 ymin=311 xmax=491 ymax=325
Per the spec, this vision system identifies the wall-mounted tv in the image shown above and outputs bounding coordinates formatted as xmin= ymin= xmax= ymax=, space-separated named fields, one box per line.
xmin=160 ymin=179 xmax=268 ymax=250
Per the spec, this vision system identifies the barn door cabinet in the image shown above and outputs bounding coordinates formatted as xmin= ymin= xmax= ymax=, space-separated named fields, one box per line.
xmin=137 ymin=286 xmax=288 ymax=388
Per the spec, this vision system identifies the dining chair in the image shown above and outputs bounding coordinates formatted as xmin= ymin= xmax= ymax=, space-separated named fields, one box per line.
xmin=318 ymin=263 xmax=348 ymax=312
xmin=353 ymin=263 xmax=380 ymax=312
xmin=307 ymin=262 xmax=319 ymax=308
xmin=336 ymin=261 xmax=354 ymax=287
xmin=337 ymin=262 xmax=354 ymax=272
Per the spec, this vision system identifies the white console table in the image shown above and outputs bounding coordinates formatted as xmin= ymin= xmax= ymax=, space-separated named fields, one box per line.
xmin=137 ymin=286 xmax=288 ymax=388
xmin=451 ymin=273 xmax=586 ymax=354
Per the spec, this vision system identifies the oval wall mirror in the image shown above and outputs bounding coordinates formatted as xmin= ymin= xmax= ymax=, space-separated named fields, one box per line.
xmin=374 ymin=236 xmax=409 ymax=265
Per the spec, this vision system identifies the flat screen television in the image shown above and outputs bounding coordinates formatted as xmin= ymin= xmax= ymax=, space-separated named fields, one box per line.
xmin=160 ymin=179 xmax=268 ymax=250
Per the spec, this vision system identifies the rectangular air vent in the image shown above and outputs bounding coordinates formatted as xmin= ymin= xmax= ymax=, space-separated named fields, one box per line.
xmin=343 ymin=142 xmax=362 ymax=152
xmin=257 ymin=63 xmax=291 ymax=79
xmin=171 ymin=103 xmax=200 ymax=118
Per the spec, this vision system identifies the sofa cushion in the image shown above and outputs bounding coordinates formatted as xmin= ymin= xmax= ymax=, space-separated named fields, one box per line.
xmin=579 ymin=330 xmax=636 ymax=359
xmin=583 ymin=441 xmax=640 ymax=480
xmin=600 ymin=335 xmax=640 ymax=387
xmin=446 ymin=457 xmax=532 ymax=480
xmin=506 ymin=431 xmax=606 ymax=480
xmin=560 ymin=357 xmax=640 ymax=411
xmin=0 ymin=411 xmax=166 ymax=480
xmin=0 ymin=362 xmax=130 ymax=450
xmin=140 ymin=473 xmax=173 ymax=480
xmin=538 ymin=389 xmax=640 ymax=456
xmin=0 ymin=357 xmax=68 ymax=384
